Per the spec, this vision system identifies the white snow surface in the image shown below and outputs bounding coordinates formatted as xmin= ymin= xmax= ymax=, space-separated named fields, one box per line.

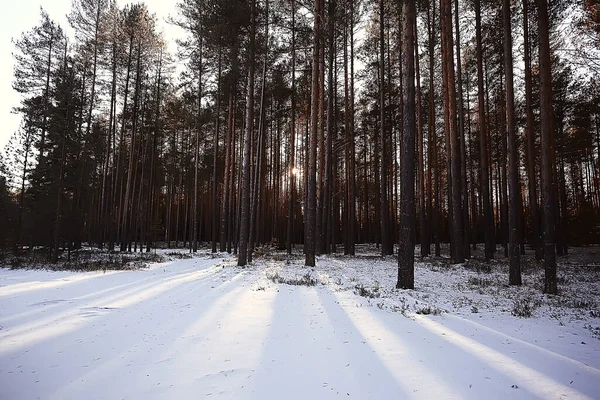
xmin=1 ymin=248 xmax=599 ymax=399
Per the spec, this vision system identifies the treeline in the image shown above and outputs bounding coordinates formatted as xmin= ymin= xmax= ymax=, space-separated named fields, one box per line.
xmin=0 ymin=0 xmax=599 ymax=292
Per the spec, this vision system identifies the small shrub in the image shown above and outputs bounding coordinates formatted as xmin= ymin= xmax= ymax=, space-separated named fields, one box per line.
xmin=253 ymin=246 xmax=268 ymax=258
xmin=286 ymin=273 xmax=318 ymax=286
xmin=392 ymin=304 xmax=409 ymax=316
xmin=512 ymin=297 xmax=539 ymax=318
xmin=415 ymin=306 xmax=442 ymax=316
xmin=467 ymin=276 xmax=493 ymax=287
xmin=9 ymin=257 xmax=22 ymax=269
xmin=584 ymin=324 xmax=600 ymax=338
xmin=471 ymin=305 xmax=479 ymax=313
xmin=391 ymin=297 xmax=410 ymax=316
xmin=567 ymin=299 xmax=593 ymax=309
xmin=267 ymin=271 xmax=317 ymax=286
xmin=165 ymin=252 xmax=193 ymax=260
xmin=266 ymin=271 xmax=281 ymax=283
xmin=354 ymin=283 xmax=380 ymax=299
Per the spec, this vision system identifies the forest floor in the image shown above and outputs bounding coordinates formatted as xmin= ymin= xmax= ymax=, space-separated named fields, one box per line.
xmin=0 ymin=246 xmax=599 ymax=399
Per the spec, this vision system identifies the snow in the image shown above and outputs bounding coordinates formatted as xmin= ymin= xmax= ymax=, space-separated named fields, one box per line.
xmin=1 ymin=249 xmax=599 ymax=399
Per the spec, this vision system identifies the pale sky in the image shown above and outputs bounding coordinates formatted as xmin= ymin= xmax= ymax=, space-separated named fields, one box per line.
xmin=0 ymin=0 xmax=179 ymax=150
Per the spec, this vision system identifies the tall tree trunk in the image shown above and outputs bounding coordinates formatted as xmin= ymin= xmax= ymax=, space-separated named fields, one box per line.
xmin=73 ymin=3 xmax=103 ymax=250
xmin=454 ymin=0 xmax=470 ymax=258
xmin=323 ymin=0 xmax=336 ymax=254
xmin=114 ymin=35 xmax=133 ymax=249
xmin=415 ymin=11 xmax=427 ymax=258
xmin=52 ymin=63 xmax=73 ymax=263
xmin=475 ymin=0 xmax=494 ymax=260
xmin=249 ymin=0 xmax=269 ymax=262
xmin=397 ymin=0 xmax=416 ymax=289
xmin=348 ymin=0 xmax=356 ymax=255
xmin=193 ymin=33 xmax=203 ymax=253
xmin=99 ymin=35 xmax=119 ymax=249
xmin=220 ymin=92 xmax=234 ymax=252
xmin=523 ymin=0 xmax=541 ymax=259
xmin=120 ymin=42 xmax=143 ymax=251
xmin=147 ymin=50 xmax=162 ymax=252
xmin=16 ymin=125 xmax=32 ymax=255
xmin=306 ymin=0 xmax=323 ymax=266
xmin=537 ymin=0 xmax=558 ymax=294
xmin=504 ymin=0 xmax=522 ymax=285
xmin=442 ymin=0 xmax=464 ymax=263
xmin=52 ymin=135 xmax=67 ymax=263
xmin=466 ymin=72 xmax=478 ymax=251
xmin=316 ymin=0 xmax=326 ymax=255
xmin=227 ymin=99 xmax=237 ymax=253
xmin=212 ymin=48 xmax=222 ymax=253
xmin=379 ymin=0 xmax=391 ymax=256
xmin=287 ymin=0 xmax=297 ymax=255
xmin=343 ymin=21 xmax=351 ymax=253
xmin=238 ymin=0 xmax=256 ymax=267
xmin=427 ymin=0 xmax=439 ymax=257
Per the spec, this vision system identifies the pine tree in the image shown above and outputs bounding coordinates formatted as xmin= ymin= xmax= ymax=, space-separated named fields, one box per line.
xmin=397 ymin=0 xmax=416 ymax=289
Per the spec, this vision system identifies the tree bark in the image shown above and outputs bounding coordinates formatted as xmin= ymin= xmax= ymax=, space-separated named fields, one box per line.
xmin=348 ymin=1 xmax=356 ymax=255
xmin=238 ymin=0 xmax=256 ymax=267
xmin=306 ymin=0 xmax=323 ymax=266
xmin=523 ymin=0 xmax=542 ymax=260
xmin=379 ymin=0 xmax=391 ymax=256
xmin=454 ymin=0 xmax=470 ymax=258
xmin=212 ymin=48 xmax=222 ymax=253
xmin=475 ymin=0 xmax=494 ymax=260
xmin=324 ymin=0 xmax=336 ymax=254
xmin=537 ymin=0 xmax=558 ymax=294
xmin=287 ymin=0 xmax=296 ymax=255
xmin=503 ymin=0 xmax=522 ymax=285
xmin=397 ymin=0 xmax=416 ymax=289
xmin=441 ymin=0 xmax=464 ymax=263
xmin=415 ymin=11 xmax=427 ymax=258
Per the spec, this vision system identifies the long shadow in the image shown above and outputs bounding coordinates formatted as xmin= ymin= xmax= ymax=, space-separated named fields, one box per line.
xmin=319 ymin=288 xmax=483 ymax=399
xmin=443 ymin=314 xmax=600 ymax=372
xmin=1 ymin=268 xmax=247 ymax=400
xmin=0 ymin=269 xmax=179 ymax=327
xmin=0 ymin=268 xmax=128 ymax=297
xmin=0 ymin=262 xmax=230 ymax=356
xmin=2 ymin=259 xmax=220 ymax=326
xmin=363 ymin=300 xmax=597 ymax=399
xmin=59 ymin=272 xmax=249 ymax=399
xmin=411 ymin=312 xmax=600 ymax=399
xmin=146 ymin=276 xmax=278 ymax=399
xmin=246 ymin=284 xmax=410 ymax=399
xmin=0 ymin=259 xmax=209 ymax=327
xmin=0 ymin=270 xmax=183 ymax=342
xmin=0 ymin=254 xmax=213 ymax=299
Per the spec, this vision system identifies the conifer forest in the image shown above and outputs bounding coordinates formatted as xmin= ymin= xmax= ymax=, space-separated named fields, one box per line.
xmin=2 ymin=1 xmax=600 ymax=399
xmin=2 ymin=0 xmax=600 ymax=291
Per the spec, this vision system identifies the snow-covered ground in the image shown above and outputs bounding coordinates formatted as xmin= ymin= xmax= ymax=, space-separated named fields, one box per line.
xmin=1 ymin=248 xmax=599 ymax=399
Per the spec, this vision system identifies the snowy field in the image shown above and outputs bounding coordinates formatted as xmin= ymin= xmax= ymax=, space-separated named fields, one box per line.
xmin=1 ymin=247 xmax=599 ymax=399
